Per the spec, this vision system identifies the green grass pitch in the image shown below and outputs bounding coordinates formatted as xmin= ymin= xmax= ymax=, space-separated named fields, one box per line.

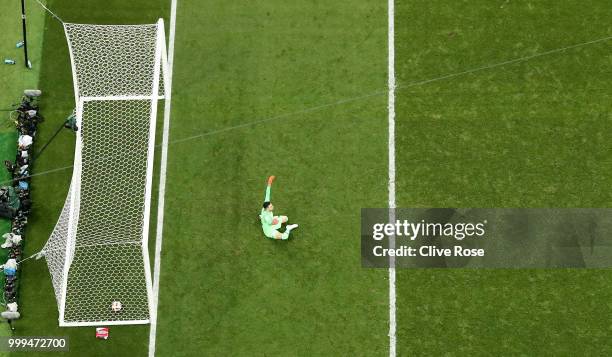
xmin=0 ymin=0 xmax=609 ymax=355
xmin=395 ymin=1 xmax=612 ymax=355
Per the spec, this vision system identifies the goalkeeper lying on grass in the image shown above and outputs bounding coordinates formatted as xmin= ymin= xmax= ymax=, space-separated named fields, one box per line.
xmin=260 ymin=176 xmax=298 ymax=240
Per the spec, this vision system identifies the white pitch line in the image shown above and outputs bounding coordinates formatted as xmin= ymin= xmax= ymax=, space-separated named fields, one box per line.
xmin=149 ymin=0 xmax=177 ymax=356
xmin=387 ymin=0 xmax=396 ymax=356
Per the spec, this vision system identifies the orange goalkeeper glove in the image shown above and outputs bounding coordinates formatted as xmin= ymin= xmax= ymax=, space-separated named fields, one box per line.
xmin=267 ymin=175 xmax=276 ymax=186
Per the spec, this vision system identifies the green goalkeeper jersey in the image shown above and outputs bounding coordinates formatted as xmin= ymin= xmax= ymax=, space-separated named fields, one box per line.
xmin=260 ymin=186 xmax=281 ymax=237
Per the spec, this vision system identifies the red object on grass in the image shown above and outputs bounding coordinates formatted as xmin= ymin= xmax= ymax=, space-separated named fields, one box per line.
xmin=96 ymin=327 xmax=109 ymax=339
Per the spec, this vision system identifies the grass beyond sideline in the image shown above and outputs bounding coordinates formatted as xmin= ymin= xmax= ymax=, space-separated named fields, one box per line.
xmin=0 ymin=0 xmax=46 ymax=350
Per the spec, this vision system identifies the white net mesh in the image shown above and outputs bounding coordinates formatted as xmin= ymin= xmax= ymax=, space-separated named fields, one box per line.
xmin=63 ymin=23 xmax=164 ymax=98
xmin=44 ymin=183 xmax=72 ymax=309
xmin=44 ymin=20 xmax=166 ymax=326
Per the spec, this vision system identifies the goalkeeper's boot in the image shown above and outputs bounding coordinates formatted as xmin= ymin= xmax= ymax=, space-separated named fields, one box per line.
xmin=287 ymin=224 xmax=298 ymax=231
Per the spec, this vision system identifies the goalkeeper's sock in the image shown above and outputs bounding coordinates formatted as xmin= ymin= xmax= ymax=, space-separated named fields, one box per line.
xmin=281 ymin=225 xmax=299 ymax=240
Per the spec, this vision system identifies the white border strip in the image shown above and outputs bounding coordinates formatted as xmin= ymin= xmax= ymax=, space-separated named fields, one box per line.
xmin=149 ymin=0 xmax=177 ymax=355
xmin=141 ymin=17 xmax=165 ymax=330
xmin=81 ymin=95 xmax=165 ymax=102
xmin=387 ymin=0 xmax=397 ymax=356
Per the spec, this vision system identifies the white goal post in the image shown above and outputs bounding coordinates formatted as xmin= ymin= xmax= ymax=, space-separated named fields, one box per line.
xmin=42 ymin=19 xmax=169 ymax=326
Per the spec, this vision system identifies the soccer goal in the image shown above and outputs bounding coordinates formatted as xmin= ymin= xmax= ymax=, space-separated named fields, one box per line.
xmin=42 ymin=19 xmax=169 ymax=326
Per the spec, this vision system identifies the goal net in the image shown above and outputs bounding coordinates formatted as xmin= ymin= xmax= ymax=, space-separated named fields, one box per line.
xmin=42 ymin=19 xmax=168 ymax=326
